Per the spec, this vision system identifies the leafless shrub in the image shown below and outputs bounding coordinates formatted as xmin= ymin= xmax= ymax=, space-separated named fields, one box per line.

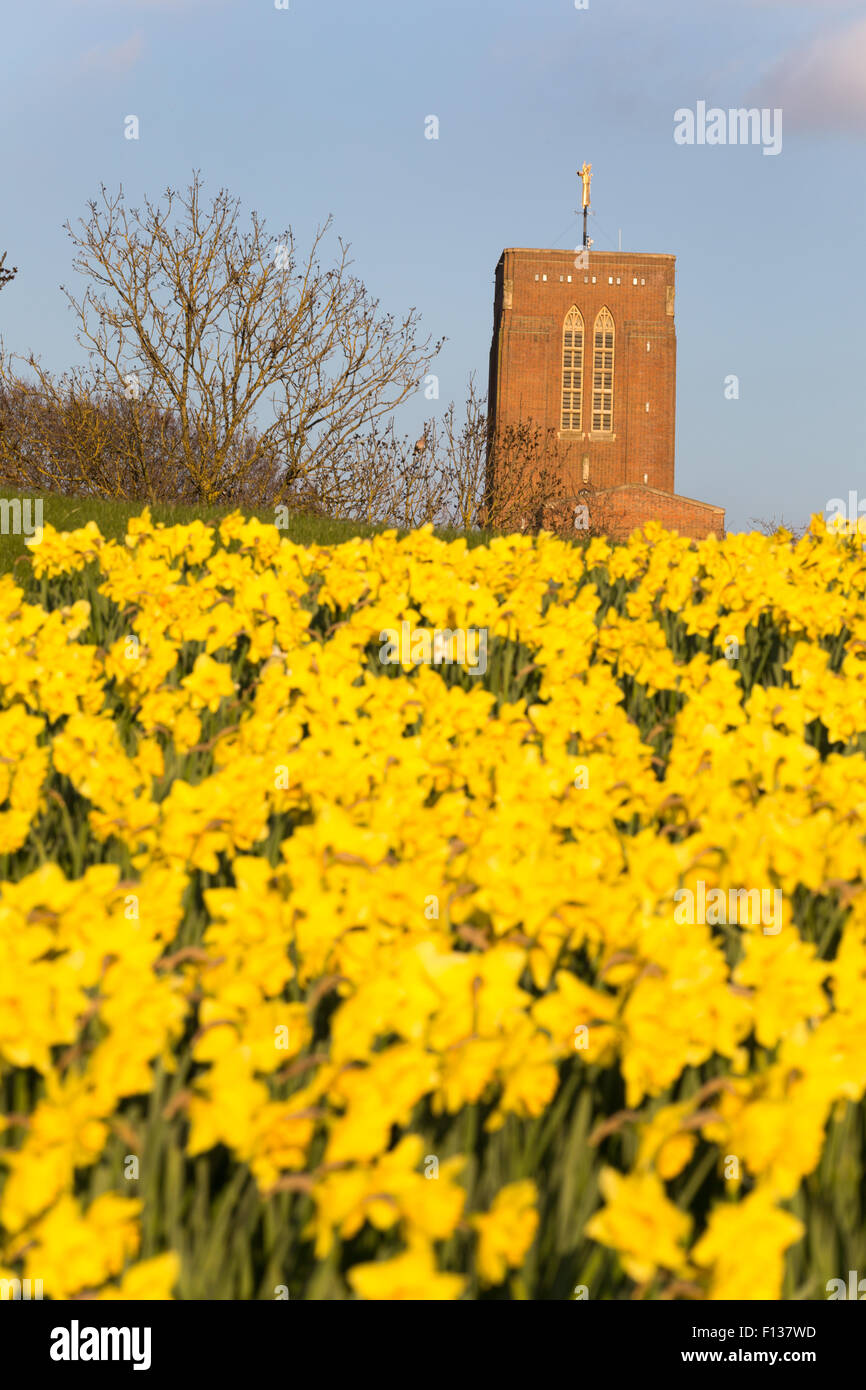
xmin=749 ymin=514 xmax=810 ymax=541
xmin=0 ymin=361 xmax=278 ymax=504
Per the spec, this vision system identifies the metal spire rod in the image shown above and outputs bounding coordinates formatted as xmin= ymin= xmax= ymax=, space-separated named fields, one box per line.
xmin=579 ymin=162 xmax=592 ymax=248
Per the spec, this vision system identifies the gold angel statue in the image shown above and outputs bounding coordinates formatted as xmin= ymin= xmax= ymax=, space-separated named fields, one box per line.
xmin=579 ymin=162 xmax=592 ymax=209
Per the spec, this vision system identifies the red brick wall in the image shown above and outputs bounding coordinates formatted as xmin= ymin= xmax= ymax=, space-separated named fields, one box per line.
xmin=593 ymin=485 xmax=725 ymax=541
xmin=488 ymin=248 xmax=677 ymax=494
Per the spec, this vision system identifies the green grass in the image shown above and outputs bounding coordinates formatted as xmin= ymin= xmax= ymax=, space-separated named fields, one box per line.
xmin=0 ymin=490 xmax=501 ymax=573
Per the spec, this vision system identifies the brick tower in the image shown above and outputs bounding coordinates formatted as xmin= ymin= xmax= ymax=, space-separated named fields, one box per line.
xmin=486 ymin=198 xmax=724 ymax=539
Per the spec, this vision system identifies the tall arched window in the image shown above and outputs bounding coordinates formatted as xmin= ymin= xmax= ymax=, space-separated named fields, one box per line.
xmin=561 ymin=307 xmax=584 ymax=432
xmin=592 ymin=308 xmax=615 ymax=433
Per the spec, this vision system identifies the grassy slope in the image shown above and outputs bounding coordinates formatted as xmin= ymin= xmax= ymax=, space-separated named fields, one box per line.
xmin=0 ymin=490 xmax=498 ymax=571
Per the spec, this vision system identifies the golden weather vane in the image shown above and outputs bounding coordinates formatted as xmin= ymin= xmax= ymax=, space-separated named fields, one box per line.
xmin=579 ymin=161 xmax=592 ymax=210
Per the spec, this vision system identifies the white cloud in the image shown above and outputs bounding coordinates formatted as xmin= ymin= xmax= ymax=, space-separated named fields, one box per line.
xmin=749 ymin=14 xmax=866 ymax=131
xmin=77 ymin=30 xmax=144 ymax=77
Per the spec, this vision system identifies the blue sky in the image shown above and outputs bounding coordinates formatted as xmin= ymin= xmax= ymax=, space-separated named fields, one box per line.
xmin=2 ymin=0 xmax=865 ymax=531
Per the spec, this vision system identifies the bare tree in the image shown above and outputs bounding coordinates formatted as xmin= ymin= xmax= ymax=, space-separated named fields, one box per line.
xmin=0 ymin=359 xmax=280 ymax=504
xmin=385 ymin=423 xmax=449 ymax=528
xmin=292 ymin=373 xmax=621 ymax=539
xmin=749 ymin=514 xmax=809 ymax=541
xmin=414 ymin=377 xmax=579 ymax=535
xmin=0 ymin=361 xmax=171 ymax=500
xmin=482 ymin=419 xmax=572 ymax=532
xmin=541 ymin=481 xmax=618 ymax=540
xmin=296 ymin=418 xmax=448 ymax=529
xmin=387 ymin=379 xmax=615 ymax=538
xmin=0 ymin=252 xmax=15 ymax=295
xmin=297 ymin=424 xmax=395 ymax=523
xmin=437 ymin=374 xmax=488 ymax=529
xmin=43 ymin=172 xmax=441 ymax=504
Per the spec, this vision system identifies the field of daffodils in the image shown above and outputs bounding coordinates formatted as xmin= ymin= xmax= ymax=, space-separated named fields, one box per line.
xmin=1 ymin=509 xmax=865 ymax=1300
